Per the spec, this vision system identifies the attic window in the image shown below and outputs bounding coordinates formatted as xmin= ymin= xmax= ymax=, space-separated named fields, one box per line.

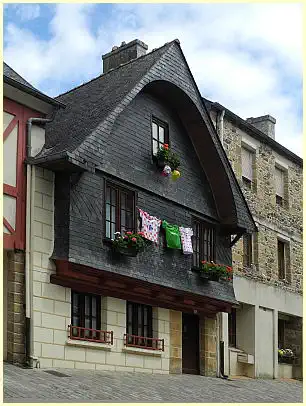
xmin=241 ymin=147 xmax=254 ymax=188
xmin=152 ymin=117 xmax=169 ymax=156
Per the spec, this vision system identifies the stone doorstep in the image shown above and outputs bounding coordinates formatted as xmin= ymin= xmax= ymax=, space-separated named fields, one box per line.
xmin=229 ymin=375 xmax=253 ymax=380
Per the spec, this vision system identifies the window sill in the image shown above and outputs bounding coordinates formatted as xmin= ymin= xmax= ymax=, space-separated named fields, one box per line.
xmin=102 ymin=237 xmax=113 ymax=246
xmin=66 ymin=339 xmax=112 ymax=351
xmin=228 ymin=347 xmax=244 ymax=353
xmin=122 ymin=346 xmax=163 ymax=357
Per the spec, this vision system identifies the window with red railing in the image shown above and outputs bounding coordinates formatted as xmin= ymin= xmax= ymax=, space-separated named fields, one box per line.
xmin=126 ymin=301 xmax=156 ymax=349
xmin=71 ymin=291 xmax=103 ymax=342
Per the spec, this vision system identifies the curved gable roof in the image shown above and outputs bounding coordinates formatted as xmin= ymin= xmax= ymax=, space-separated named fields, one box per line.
xmin=34 ymin=39 xmax=256 ymax=234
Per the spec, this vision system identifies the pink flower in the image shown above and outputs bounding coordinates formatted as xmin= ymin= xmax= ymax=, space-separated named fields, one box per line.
xmin=126 ymin=231 xmax=132 ymax=235
xmin=131 ymin=237 xmax=137 ymax=242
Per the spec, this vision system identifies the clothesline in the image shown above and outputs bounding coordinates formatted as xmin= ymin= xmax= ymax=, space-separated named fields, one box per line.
xmin=137 ymin=207 xmax=194 ymax=255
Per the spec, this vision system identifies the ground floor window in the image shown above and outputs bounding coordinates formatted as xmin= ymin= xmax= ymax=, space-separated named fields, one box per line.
xmin=71 ymin=291 xmax=101 ymax=340
xmin=228 ymin=309 xmax=237 ymax=347
xmin=126 ymin=301 xmax=153 ymax=347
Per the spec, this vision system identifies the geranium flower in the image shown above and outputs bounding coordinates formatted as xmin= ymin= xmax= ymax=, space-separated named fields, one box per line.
xmin=131 ymin=237 xmax=137 ymax=242
xmin=201 ymin=260 xmax=206 ymax=264
xmin=126 ymin=231 xmax=132 ymax=235
xmin=163 ymin=144 xmax=169 ymax=150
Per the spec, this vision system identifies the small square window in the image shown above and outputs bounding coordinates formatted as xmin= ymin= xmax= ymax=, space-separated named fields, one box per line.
xmin=152 ymin=117 xmax=169 ymax=156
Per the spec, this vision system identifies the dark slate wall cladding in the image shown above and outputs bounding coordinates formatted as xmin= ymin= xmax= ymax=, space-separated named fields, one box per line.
xmin=67 ymin=171 xmax=234 ymax=303
xmin=104 ymin=91 xmax=217 ymax=219
xmin=53 ymin=173 xmax=71 ymax=259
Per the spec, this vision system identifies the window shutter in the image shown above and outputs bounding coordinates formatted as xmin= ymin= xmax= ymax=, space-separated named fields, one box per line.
xmin=275 ymin=167 xmax=284 ymax=197
xmin=242 ymin=148 xmax=253 ymax=180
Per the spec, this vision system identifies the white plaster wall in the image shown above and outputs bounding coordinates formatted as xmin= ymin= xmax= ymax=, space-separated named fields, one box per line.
xmin=3 ymin=122 xmax=17 ymax=187
xmin=31 ymin=167 xmax=170 ymax=372
xmin=234 ymin=276 xmax=302 ymax=317
xmin=31 ymin=125 xmax=45 ymax=157
xmin=256 ymin=307 xmax=274 ymax=378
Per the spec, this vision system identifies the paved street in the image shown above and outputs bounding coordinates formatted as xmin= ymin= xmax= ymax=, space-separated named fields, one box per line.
xmin=3 ymin=362 xmax=303 ymax=403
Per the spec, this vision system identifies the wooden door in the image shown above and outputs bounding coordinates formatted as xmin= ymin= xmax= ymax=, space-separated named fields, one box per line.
xmin=182 ymin=313 xmax=199 ymax=374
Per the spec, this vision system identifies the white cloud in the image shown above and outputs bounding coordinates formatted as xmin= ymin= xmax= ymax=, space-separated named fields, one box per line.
xmin=4 ymin=3 xmax=302 ymax=156
xmin=13 ymin=4 xmax=40 ymax=21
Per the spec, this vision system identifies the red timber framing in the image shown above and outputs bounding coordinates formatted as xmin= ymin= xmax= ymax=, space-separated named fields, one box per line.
xmin=51 ymin=260 xmax=233 ymax=316
xmin=3 ymin=98 xmax=44 ymax=250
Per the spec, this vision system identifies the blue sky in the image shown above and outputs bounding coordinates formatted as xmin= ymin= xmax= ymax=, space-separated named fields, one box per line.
xmin=4 ymin=3 xmax=303 ymax=156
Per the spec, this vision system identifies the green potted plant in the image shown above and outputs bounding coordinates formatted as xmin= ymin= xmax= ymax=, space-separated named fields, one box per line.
xmin=200 ymin=260 xmax=233 ymax=282
xmin=154 ymin=143 xmax=170 ymax=168
xmin=154 ymin=143 xmax=181 ymax=179
xmin=112 ymin=231 xmax=146 ymax=257
xmin=278 ymin=348 xmax=294 ymax=364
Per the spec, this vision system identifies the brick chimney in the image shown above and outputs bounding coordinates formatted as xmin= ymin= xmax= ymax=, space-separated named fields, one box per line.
xmin=102 ymin=39 xmax=148 ymax=73
xmin=246 ymin=115 xmax=276 ymax=140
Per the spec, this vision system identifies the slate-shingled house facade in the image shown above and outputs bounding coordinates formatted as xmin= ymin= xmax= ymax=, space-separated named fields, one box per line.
xmin=25 ymin=39 xmax=256 ymax=375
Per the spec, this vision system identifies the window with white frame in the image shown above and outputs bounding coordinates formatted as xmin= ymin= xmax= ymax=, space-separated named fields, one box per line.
xmin=241 ymin=147 xmax=254 ymax=188
xmin=275 ymin=166 xmax=285 ymax=205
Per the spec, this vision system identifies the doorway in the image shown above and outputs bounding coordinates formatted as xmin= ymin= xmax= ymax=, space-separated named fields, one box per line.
xmin=182 ymin=313 xmax=199 ymax=374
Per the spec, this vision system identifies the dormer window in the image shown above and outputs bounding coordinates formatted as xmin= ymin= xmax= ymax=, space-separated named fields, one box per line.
xmin=152 ymin=117 xmax=169 ymax=156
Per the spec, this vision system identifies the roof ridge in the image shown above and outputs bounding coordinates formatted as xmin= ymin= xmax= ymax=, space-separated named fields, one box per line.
xmin=55 ymin=39 xmax=178 ymax=100
xmin=4 ymin=61 xmax=37 ymax=90
xmin=203 ymin=97 xmax=302 ymax=164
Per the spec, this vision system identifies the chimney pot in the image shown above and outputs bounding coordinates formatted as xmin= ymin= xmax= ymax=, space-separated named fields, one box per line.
xmin=246 ymin=115 xmax=276 ymax=140
xmin=102 ymin=39 xmax=148 ymax=73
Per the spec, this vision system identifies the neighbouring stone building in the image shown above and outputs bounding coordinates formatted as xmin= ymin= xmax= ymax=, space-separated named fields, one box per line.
xmin=204 ymin=99 xmax=303 ymax=379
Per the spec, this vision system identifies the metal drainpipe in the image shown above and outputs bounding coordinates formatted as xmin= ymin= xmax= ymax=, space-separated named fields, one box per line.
xmin=25 ymin=111 xmax=57 ymax=367
xmin=219 ymin=110 xmax=225 ymax=146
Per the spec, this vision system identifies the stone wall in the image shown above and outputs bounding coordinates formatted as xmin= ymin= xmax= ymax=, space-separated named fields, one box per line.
xmin=200 ymin=316 xmax=217 ymax=377
xmin=4 ymin=249 xmax=26 ymax=364
xmin=215 ymin=115 xmax=302 ymax=295
xmin=169 ymin=310 xmax=182 ymax=374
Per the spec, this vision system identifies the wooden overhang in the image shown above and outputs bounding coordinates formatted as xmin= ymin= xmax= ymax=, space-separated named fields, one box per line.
xmin=51 ymin=260 xmax=234 ymax=317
